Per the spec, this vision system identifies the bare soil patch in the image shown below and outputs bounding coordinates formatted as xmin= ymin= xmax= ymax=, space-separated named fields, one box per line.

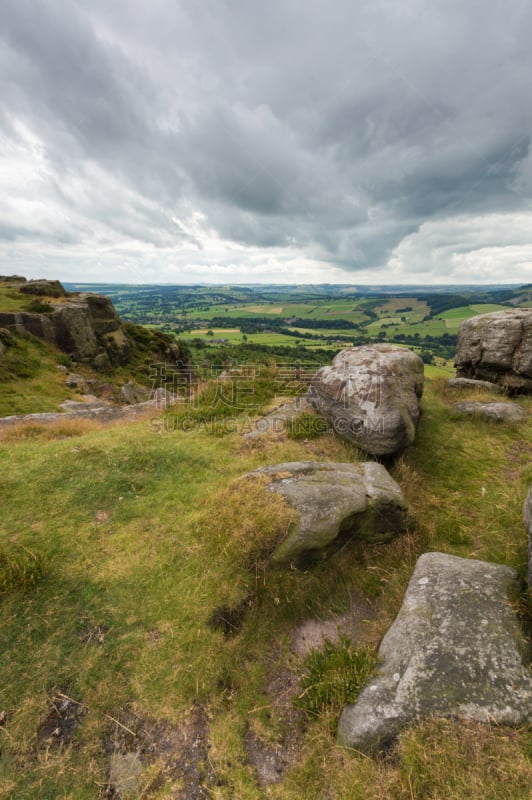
xmin=37 ymin=690 xmax=87 ymax=751
xmin=105 ymin=705 xmax=214 ymax=799
xmin=291 ymin=596 xmax=377 ymax=658
xmin=245 ymin=593 xmax=377 ymax=786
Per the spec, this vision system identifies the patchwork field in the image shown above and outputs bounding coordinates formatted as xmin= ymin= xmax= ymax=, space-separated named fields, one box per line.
xmin=61 ymin=283 xmax=530 ymax=367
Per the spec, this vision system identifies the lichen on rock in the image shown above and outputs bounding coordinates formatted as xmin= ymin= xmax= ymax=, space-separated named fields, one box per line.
xmin=243 ymin=461 xmax=410 ymax=566
xmin=308 ymin=345 xmax=424 ymax=457
xmin=337 ymin=552 xmax=532 ymax=754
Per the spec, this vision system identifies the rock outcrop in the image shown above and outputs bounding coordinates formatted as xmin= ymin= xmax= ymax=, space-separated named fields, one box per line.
xmin=454 ymin=308 xmax=532 ymax=393
xmin=0 ymin=279 xmax=189 ymax=373
xmin=337 ymin=552 xmax=532 ymax=754
xmin=0 ymin=290 xmax=130 ymax=367
xmin=524 ymin=488 xmax=532 ymax=589
xmin=19 ymin=279 xmax=66 ymax=297
xmin=453 ymin=401 xmax=526 ymax=423
xmin=243 ymin=461 xmax=409 ymax=565
xmin=309 ymin=345 xmax=424 ymax=457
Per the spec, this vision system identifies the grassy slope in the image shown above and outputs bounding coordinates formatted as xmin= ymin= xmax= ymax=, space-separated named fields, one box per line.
xmin=0 ymin=369 xmax=531 ymax=799
xmin=0 ymin=334 xmax=75 ymax=416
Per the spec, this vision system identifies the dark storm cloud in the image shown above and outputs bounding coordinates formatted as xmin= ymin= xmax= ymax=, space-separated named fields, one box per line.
xmin=1 ymin=0 xmax=532 ymax=281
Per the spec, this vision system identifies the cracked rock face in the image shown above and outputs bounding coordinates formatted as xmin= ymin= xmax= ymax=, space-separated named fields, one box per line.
xmin=244 ymin=461 xmax=409 ymax=566
xmin=308 ymin=345 xmax=424 ymax=457
xmin=337 ymin=552 xmax=532 ymax=754
xmin=454 ymin=309 xmax=532 ymax=393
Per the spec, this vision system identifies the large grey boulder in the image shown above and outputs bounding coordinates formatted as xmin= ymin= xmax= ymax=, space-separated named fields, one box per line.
xmin=453 ymin=401 xmax=526 ymax=423
xmin=309 ymin=345 xmax=424 ymax=457
xmin=337 ymin=552 xmax=532 ymax=754
xmin=244 ymin=461 xmax=409 ymax=565
xmin=454 ymin=308 xmax=532 ymax=393
xmin=524 ymin=488 xmax=532 ymax=589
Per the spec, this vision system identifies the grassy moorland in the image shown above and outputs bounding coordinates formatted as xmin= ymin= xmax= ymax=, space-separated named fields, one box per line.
xmin=0 ymin=365 xmax=531 ymax=799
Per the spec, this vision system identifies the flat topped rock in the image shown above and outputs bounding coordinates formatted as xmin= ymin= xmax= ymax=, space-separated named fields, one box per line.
xmin=19 ymin=278 xmax=66 ymax=297
xmin=447 ymin=377 xmax=504 ymax=393
xmin=0 ymin=398 xmax=161 ymax=428
xmin=337 ymin=552 xmax=532 ymax=754
xmin=453 ymin=401 xmax=526 ymax=422
xmin=244 ymin=461 xmax=409 ymax=565
xmin=309 ymin=345 xmax=424 ymax=457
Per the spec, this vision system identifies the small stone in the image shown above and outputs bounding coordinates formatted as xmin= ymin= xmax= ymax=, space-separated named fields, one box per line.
xmin=447 ymin=377 xmax=504 ymax=392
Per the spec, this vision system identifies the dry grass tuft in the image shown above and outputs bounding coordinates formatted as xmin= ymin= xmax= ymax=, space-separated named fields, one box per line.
xmin=397 ymin=718 xmax=532 ymax=800
xmin=0 ymin=408 xmax=162 ymax=442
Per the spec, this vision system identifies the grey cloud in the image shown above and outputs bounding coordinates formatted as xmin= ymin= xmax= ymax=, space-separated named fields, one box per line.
xmin=1 ymin=0 xmax=532 ymax=280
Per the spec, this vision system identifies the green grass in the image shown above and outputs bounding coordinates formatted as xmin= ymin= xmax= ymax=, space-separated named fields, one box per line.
xmin=177 ymin=328 xmax=344 ymax=351
xmin=435 ymin=303 xmax=509 ymax=332
xmin=165 ymin=371 xmax=281 ymax=433
xmin=0 ymin=286 xmax=43 ymax=313
xmin=178 ymin=329 xmax=317 ymax=347
xmin=294 ymin=637 xmax=379 ymax=721
xmin=0 ymin=372 xmax=531 ymax=797
xmin=373 ymin=298 xmax=430 ymax=321
xmin=0 ymin=545 xmax=47 ymax=596
xmin=0 ymin=333 xmax=74 ymax=415
xmin=398 ymin=719 xmax=532 ymax=800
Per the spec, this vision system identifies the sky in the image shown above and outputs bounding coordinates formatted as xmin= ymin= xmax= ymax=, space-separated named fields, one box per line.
xmin=1 ymin=0 xmax=532 ymax=286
